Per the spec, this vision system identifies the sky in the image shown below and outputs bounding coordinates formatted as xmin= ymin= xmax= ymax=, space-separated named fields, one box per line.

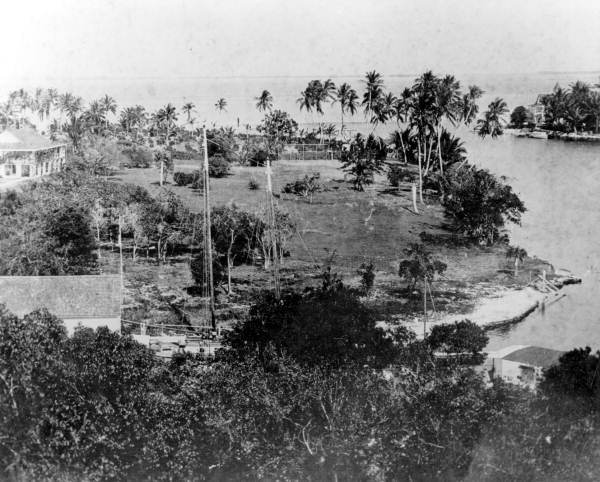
xmin=3 ymin=0 xmax=600 ymax=81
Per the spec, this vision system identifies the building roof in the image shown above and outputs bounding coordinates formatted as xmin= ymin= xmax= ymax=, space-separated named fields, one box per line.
xmin=0 ymin=127 xmax=65 ymax=151
xmin=0 ymin=275 xmax=121 ymax=318
xmin=501 ymin=345 xmax=564 ymax=368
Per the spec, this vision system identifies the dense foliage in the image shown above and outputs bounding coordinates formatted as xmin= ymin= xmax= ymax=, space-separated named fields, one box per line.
xmin=340 ymin=133 xmax=387 ymax=190
xmin=281 ymin=172 xmax=322 ymax=202
xmin=539 ymin=81 xmax=600 ymax=133
xmin=438 ymin=165 xmax=526 ymax=244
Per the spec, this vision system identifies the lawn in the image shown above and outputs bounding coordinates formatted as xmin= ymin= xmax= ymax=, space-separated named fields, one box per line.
xmin=110 ymin=158 xmax=551 ymax=327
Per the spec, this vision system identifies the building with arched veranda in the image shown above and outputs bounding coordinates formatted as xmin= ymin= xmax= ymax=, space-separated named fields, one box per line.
xmin=0 ymin=127 xmax=67 ymax=179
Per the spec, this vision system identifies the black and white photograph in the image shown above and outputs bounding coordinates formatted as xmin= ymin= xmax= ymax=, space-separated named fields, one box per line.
xmin=1 ymin=0 xmax=600 ymax=480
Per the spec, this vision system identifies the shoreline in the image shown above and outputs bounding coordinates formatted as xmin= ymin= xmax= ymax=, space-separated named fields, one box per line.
xmin=399 ymin=273 xmax=581 ymax=338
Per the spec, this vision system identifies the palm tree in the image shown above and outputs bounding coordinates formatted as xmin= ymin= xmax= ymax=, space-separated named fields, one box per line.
xmin=182 ymin=102 xmax=195 ymax=130
xmin=156 ymin=104 xmax=178 ymax=186
xmin=334 ymin=83 xmax=358 ymax=138
xmin=371 ymin=91 xmax=396 ymax=128
xmin=362 ymin=71 xmax=384 ymax=122
xmin=393 ymin=88 xmax=413 ymax=164
xmin=215 ymin=98 xmax=227 ymax=113
xmin=297 ymin=89 xmax=312 ymax=113
xmin=86 ymin=100 xmax=106 ymax=134
xmin=100 ymin=95 xmax=117 ymax=130
xmin=587 ymin=92 xmax=600 ymax=133
xmin=323 ymin=123 xmax=338 ymax=144
xmin=477 ymin=98 xmax=509 ymax=138
xmin=298 ymin=80 xmax=335 ymax=143
xmin=433 ymin=75 xmax=461 ymax=174
xmin=410 ymin=71 xmax=439 ymax=200
xmin=459 ymin=85 xmax=484 ymax=126
xmin=506 ymin=245 xmax=527 ymax=275
xmin=255 ymin=90 xmax=273 ymax=112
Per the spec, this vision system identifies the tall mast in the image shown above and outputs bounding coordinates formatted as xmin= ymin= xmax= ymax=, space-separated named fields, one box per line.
xmin=203 ymin=127 xmax=216 ymax=329
xmin=266 ymin=159 xmax=281 ymax=299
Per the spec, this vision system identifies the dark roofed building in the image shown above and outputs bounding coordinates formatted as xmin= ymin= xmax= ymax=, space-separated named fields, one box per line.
xmin=0 ymin=275 xmax=121 ymax=334
xmin=502 ymin=346 xmax=564 ymax=367
xmin=487 ymin=345 xmax=565 ymax=389
xmin=0 ymin=127 xmax=67 ymax=179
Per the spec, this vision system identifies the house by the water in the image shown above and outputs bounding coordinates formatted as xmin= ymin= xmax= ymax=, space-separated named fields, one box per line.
xmin=0 ymin=127 xmax=67 ymax=179
xmin=0 ymin=275 xmax=122 ymax=334
xmin=486 ymin=345 xmax=564 ymax=389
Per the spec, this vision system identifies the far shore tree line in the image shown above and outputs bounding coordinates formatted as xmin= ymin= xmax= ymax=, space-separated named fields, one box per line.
xmin=509 ymin=79 xmax=600 ymax=133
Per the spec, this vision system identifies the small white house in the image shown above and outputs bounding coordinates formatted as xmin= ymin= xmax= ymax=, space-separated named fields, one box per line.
xmin=0 ymin=127 xmax=67 ymax=179
xmin=0 ymin=275 xmax=121 ymax=334
xmin=486 ymin=345 xmax=564 ymax=389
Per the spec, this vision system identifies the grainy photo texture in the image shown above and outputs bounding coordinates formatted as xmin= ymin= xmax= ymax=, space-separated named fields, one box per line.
xmin=1 ymin=0 xmax=600 ymax=480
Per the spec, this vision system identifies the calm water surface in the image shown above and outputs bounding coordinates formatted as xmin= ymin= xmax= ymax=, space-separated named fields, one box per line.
xmin=466 ymin=132 xmax=600 ymax=351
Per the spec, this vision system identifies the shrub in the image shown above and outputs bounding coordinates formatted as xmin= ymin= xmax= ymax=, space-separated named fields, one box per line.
xmin=357 ymin=261 xmax=375 ymax=294
xmin=439 ymin=165 xmax=526 ymax=245
xmin=398 ymin=243 xmax=447 ymax=292
xmin=248 ymin=149 xmax=269 ymax=167
xmin=248 ymin=177 xmax=260 ymax=190
xmin=340 ymin=133 xmax=387 ymax=191
xmin=173 ymin=171 xmax=195 ymax=186
xmin=208 ymin=155 xmax=231 ymax=178
xmin=428 ymin=320 xmax=488 ymax=364
xmin=281 ymin=173 xmax=322 ymax=202
xmin=387 ymin=164 xmax=415 ymax=187
xmin=122 ymin=147 xmax=153 ymax=168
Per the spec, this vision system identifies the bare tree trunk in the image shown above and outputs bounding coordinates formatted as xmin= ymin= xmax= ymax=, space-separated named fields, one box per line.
xmin=423 ymin=279 xmax=428 ymax=339
xmin=417 ymin=139 xmax=424 ymax=203
xmin=412 ymin=183 xmax=419 ymax=214
xmin=437 ymin=126 xmax=444 ymax=175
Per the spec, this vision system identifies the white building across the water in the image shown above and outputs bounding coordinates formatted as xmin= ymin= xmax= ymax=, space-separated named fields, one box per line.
xmin=0 ymin=127 xmax=67 ymax=179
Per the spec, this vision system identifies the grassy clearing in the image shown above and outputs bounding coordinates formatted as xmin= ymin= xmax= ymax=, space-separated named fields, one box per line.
xmin=110 ymin=159 xmax=550 ymax=326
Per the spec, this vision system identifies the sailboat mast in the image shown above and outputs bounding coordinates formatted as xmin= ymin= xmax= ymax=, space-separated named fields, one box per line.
xmin=203 ymin=127 xmax=216 ymax=329
xmin=266 ymin=159 xmax=281 ymax=299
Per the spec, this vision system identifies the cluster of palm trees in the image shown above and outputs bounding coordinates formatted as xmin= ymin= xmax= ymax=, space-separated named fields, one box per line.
xmin=538 ymin=80 xmax=600 ymax=134
xmin=290 ymin=70 xmax=514 ymax=204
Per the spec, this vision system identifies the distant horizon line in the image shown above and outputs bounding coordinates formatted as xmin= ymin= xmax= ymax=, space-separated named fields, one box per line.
xmin=1 ymin=70 xmax=600 ymax=82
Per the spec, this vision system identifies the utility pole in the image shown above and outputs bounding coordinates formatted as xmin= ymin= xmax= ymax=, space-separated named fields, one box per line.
xmin=203 ymin=127 xmax=216 ymax=329
xmin=266 ymin=159 xmax=281 ymax=300
xmin=118 ymin=214 xmax=124 ymax=291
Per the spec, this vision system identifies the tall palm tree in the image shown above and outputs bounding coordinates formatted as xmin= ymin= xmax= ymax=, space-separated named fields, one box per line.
xmin=334 ymin=83 xmax=358 ymax=137
xmin=297 ymin=89 xmax=312 ymax=113
xmin=215 ymin=98 xmax=227 ymax=113
xmin=100 ymin=95 xmax=117 ymax=130
xmin=410 ymin=71 xmax=439 ymax=199
xmin=298 ymin=80 xmax=335 ymax=143
xmin=86 ymin=100 xmax=106 ymax=134
xmin=156 ymin=104 xmax=178 ymax=186
xmin=255 ymin=90 xmax=273 ymax=112
xmin=371 ymin=91 xmax=396 ymax=128
xmin=393 ymin=88 xmax=413 ymax=164
xmin=477 ymin=98 xmax=509 ymax=138
xmin=182 ymin=102 xmax=195 ymax=130
xmin=459 ymin=85 xmax=484 ymax=126
xmin=362 ymin=71 xmax=384 ymax=122
xmin=433 ymin=75 xmax=461 ymax=174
